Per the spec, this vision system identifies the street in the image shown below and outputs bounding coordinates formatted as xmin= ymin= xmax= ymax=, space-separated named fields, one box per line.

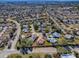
xmin=0 ymin=19 xmax=21 ymax=58
xmin=47 ymin=11 xmax=66 ymax=34
xmin=0 ymin=49 xmax=20 ymax=58
xmin=0 ymin=27 xmax=7 ymax=37
xmin=7 ymin=19 xmax=21 ymax=49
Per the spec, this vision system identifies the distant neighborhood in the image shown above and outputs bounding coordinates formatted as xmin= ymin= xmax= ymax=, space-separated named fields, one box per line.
xmin=0 ymin=2 xmax=79 ymax=58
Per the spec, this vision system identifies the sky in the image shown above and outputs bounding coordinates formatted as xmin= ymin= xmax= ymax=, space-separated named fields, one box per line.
xmin=0 ymin=0 xmax=79 ymax=1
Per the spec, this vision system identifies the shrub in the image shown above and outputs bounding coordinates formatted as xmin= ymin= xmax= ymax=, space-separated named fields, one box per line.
xmin=74 ymin=52 xmax=79 ymax=58
xmin=44 ymin=54 xmax=52 ymax=58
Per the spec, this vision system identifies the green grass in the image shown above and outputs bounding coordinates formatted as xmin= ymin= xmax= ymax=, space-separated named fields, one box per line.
xmin=32 ymin=40 xmax=52 ymax=47
xmin=57 ymin=37 xmax=67 ymax=45
xmin=44 ymin=40 xmax=52 ymax=46
xmin=7 ymin=53 xmax=53 ymax=58
xmin=57 ymin=37 xmax=76 ymax=45
xmin=74 ymin=51 xmax=79 ymax=58
xmin=56 ymin=46 xmax=72 ymax=54
xmin=22 ymin=53 xmax=52 ymax=58
xmin=22 ymin=53 xmax=41 ymax=58
xmin=7 ymin=54 xmax=22 ymax=58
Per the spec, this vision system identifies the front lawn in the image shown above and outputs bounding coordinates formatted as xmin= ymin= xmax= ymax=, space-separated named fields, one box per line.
xmin=7 ymin=53 xmax=53 ymax=58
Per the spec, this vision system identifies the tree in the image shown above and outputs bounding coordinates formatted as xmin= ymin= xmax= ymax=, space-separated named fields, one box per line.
xmin=34 ymin=24 xmax=39 ymax=30
xmin=44 ymin=54 xmax=52 ymax=58
xmin=76 ymin=6 xmax=79 ymax=10
xmin=45 ymin=27 xmax=49 ymax=33
xmin=20 ymin=38 xmax=33 ymax=47
xmin=53 ymin=53 xmax=60 ymax=58
xmin=29 ymin=56 xmax=33 ymax=58
xmin=63 ymin=50 xmax=70 ymax=54
xmin=74 ymin=52 xmax=79 ymax=58
xmin=56 ymin=29 xmax=62 ymax=33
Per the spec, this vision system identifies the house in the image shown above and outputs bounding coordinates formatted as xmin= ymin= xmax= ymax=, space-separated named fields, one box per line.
xmin=64 ymin=34 xmax=74 ymax=40
xmin=52 ymin=32 xmax=61 ymax=38
xmin=61 ymin=54 xmax=76 ymax=58
xmin=76 ymin=30 xmax=79 ymax=36
xmin=23 ymin=28 xmax=29 ymax=33
xmin=31 ymin=33 xmax=37 ymax=41
xmin=46 ymin=33 xmax=57 ymax=43
xmin=23 ymin=25 xmax=28 ymax=28
xmin=48 ymin=37 xmax=57 ymax=43
xmin=36 ymin=36 xmax=45 ymax=45
xmin=22 ymin=25 xmax=29 ymax=33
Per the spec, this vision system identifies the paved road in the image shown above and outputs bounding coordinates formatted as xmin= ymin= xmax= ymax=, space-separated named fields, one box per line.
xmin=31 ymin=24 xmax=35 ymax=33
xmin=47 ymin=11 xmax=66 ymax=34
xmin=7 ymin=19 xmax=21 ymax=49
xmin=0 ymin=19 xmax=21 ymax=58
xmin=0 ymin=27 xmax=7 ymax=37
xmin=0 ymin=49 xmax=20 ymax=58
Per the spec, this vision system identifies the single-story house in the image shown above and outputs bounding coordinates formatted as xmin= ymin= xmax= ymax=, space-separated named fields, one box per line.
xmin=31 ymin=34 xmax=37 ymax=41
xmin=76 ymin=31 xmax=79 ymax=36
xmin=48 ymin=37 xmax=57 ymax=43
xmin=64 ymin=34 xmax=74 ymax=40
xmin=36 ymin=36 xmax=45 ymax=45
xmin=53 ymin=32 xmax=61 ymax=38
xmin=23 ymin=28 xmax=29 ymax=33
